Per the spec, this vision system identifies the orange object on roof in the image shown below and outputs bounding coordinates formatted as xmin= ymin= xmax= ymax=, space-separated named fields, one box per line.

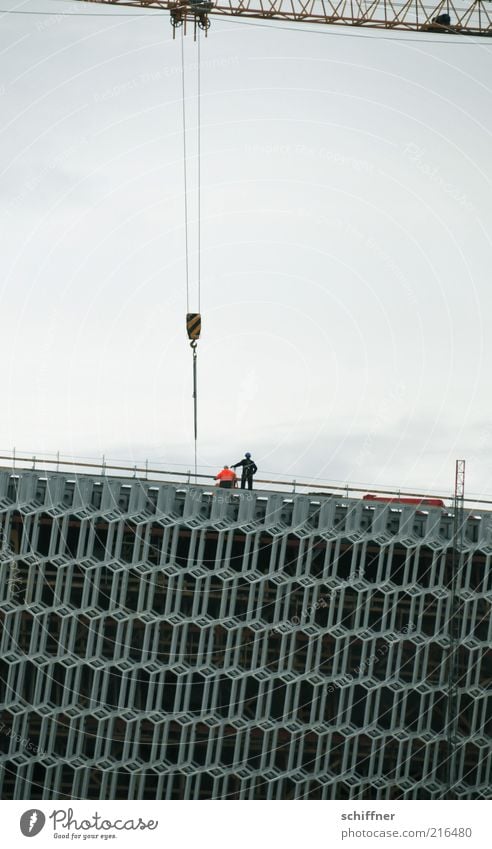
xmin=215 ymin=467 xmax=237 ymax=482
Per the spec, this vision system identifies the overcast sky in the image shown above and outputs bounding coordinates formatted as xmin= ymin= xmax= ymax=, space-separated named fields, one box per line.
xmin=1 ymin=2 xmax=491 ymax=497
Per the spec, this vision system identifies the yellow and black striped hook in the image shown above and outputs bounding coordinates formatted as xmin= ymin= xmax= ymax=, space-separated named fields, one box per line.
xmin=186 ymin=313 xmax=201 ymax=462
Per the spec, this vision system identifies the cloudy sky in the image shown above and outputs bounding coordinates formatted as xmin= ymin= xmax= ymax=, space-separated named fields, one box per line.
xmin=1 ymin=2 xmax=491 ymax=497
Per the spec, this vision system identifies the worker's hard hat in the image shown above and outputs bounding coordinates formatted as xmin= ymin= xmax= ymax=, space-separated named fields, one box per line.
xmin=245 ymin=452 xmax=251 ymax=458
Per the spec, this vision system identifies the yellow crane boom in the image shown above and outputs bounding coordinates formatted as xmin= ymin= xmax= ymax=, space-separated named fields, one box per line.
xmin=77 ymin=0 xmax=492 ymax=37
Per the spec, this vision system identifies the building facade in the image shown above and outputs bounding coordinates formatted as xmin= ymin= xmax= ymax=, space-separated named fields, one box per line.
xmin=0 ymin=468 xmax=490 ymax=799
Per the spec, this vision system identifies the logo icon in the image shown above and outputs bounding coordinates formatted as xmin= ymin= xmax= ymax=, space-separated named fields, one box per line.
xmin=20 ymin=810 xmax=46 ymax=838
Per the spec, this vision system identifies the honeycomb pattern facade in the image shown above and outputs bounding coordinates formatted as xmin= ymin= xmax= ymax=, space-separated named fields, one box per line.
xmin=0 ymin=468 xmax=490 ymax=800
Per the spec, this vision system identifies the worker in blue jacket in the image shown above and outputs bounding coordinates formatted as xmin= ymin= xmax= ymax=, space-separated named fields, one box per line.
xmin=232 ymin=453 xmax=258 ymax=490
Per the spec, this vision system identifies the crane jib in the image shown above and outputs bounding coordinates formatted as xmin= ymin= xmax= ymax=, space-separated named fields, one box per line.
xmin=74 ymin=0 xmax=492 ymax=39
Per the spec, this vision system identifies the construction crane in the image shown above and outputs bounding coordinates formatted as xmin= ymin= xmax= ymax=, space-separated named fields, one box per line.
xmin=77 ymin=0 xmax=492 ymax=38
xmin=75 ymin=0 xmax=489 ymax=472
xmin=74 ymin=1 xmax=474 ymax=795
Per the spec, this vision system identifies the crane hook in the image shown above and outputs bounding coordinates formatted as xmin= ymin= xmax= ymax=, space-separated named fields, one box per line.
xmin=186 ymin=312 xmax=201 ymax=344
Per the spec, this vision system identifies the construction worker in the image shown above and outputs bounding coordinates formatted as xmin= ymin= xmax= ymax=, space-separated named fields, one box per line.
xmin=214 ymin=465 xmax=237 ymax=489
xmin=232 ymin=453 xmax=257 ymax=490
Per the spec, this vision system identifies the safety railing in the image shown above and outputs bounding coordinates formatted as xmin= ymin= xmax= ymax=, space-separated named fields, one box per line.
xmin=1 ymin=448 xmax=488 ymax=509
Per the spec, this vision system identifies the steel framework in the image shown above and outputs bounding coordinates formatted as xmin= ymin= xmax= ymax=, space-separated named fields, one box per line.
xmin=0 ymin=467 xmax=491 ymax=800
xmin=78 ymin=0 xmax=492 ymax=37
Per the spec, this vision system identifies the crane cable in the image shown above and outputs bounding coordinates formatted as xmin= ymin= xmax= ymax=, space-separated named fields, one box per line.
xmin=197 ymin=29 xmax=201 ymax=315
xmin=182 ymin=26 xmax=202 ymax=481
xmin=181 ymin=26 xmax=190 ymax=315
